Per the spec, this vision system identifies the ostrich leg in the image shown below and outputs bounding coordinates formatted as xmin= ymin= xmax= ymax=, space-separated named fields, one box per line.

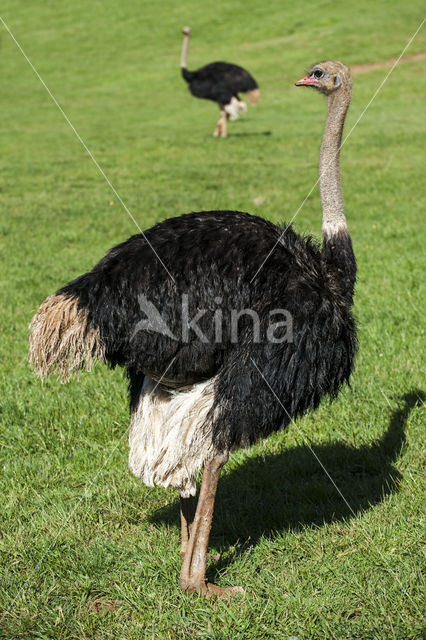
xmin=213 ymin=110 xmax=228 ymax=138
xmin=179 ymin=452 xmax=244 ymax=598
xmin=180 ymin=495 xmax=195 ymax=558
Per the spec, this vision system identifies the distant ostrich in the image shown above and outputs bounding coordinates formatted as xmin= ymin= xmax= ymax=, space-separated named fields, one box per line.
xmin=29 ymin=61 xmax=357 ymax=598
xmin=180 ymin=27 xmax=260 ymax=137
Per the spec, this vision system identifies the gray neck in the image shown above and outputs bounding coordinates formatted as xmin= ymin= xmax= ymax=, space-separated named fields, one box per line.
xmin=181 ymin=33 xmax=190 ymax=69
xmin=320 ymin=84 xmax=351 ymax=239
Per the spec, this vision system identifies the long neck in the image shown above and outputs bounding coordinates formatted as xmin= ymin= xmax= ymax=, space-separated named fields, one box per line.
xmin=320 ymin=84 xmax=351 ymax=239
xmin=181 ymin=33 xmax=190 ymax=69
xmin=320 ymin=82 xmax=356 ymax=302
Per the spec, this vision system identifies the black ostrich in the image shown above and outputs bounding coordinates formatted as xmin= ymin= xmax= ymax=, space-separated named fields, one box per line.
xmin=29 ymin=61 xmax=357 ymax=598
xmin=180 ymin=27 xmax=259 ymax=137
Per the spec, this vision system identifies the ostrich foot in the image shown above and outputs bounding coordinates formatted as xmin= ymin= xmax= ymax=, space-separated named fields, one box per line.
xmin=214 ymin=110 xmax=227 ymax=138
xmin=214 ymin=127 xmax=228 ymax=138
xmin=180 ymin=578 xmax=245 ymax=600
xmin=203 ymin=583 xmax=245 ymax=600
xmin=213 ymin=122 xmax=225 ymax=137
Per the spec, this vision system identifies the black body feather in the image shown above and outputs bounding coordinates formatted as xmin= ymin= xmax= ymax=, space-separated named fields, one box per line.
xmin=58 ymin=210 xmax=357 ymax=451
xmin=182 ymin=62 xmax=258 ymax=107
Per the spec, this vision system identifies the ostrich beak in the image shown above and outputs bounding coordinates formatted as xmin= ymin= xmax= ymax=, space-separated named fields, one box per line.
xmin=295 ymin=75 xmax=319 ymax=86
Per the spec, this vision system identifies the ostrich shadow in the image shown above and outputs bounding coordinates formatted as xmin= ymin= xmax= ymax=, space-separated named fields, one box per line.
xmin=149 ymin=390 xmax=423 ymax=572
xmin=227 ymin=131 xmax=272 ymax=137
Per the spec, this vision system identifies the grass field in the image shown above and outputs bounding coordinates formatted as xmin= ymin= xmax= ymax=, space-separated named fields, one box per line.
xmin=0 ymin=1 xmax=425 ymax=638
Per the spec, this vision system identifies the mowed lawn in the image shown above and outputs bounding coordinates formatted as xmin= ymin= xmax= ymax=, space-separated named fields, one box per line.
xmin=0 ymin=1 xmax=425 ymax=638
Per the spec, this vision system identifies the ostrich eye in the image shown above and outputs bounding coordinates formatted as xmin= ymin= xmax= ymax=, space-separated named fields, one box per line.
xmin=313 ymin=69 xmax=324 ymax=79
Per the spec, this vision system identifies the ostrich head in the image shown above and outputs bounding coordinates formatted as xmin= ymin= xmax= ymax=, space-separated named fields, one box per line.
xmin=295 ymin=61 xmax=351 ymax=96
xmin=182 ymin=26 xmax=191 ymax=36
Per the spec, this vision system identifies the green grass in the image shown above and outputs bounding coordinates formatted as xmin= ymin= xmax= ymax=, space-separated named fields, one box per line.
xmin=0 ymin=1 xmax=425 ymax=638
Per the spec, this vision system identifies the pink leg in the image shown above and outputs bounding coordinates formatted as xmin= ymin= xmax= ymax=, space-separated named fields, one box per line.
xmin=214 ymin=110 xmax=228 ymax=138
xmin=179 ymin=453 xmax=244 ymax=598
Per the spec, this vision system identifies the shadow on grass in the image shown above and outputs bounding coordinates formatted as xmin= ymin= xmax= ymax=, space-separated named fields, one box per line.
xmin=150 ymin=391 xmax=423 ymax=564
xmin=227 ymin=131 xmax=272 ymax=137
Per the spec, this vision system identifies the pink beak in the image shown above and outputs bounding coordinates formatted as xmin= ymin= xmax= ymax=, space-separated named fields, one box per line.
xmin=295 ymin=75 xmax=319 ymax=87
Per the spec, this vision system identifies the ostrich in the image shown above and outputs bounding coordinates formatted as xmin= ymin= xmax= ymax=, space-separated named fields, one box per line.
xmin=29 ymin=61 xmax=357 ymax=598
xmin=180 ymin=27 xmax=260 ymax=137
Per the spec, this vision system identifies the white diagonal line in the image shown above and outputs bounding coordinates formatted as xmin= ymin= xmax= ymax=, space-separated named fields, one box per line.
xmin=0 ymin=16 xmax=175 ymax=283
xmin=250 ymin=356 xmax=422 ymax=617
xmin=250 ymin=359 xmax=357 ymax=518
xmin=250 ymin=17 xmax=426 ymax=283
xmin=2 ymin=356 xmax=177 ymax=614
